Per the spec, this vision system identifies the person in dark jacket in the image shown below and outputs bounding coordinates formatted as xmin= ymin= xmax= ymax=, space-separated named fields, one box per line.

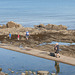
xmin=54 ymin=43 xmax=60 ymax=58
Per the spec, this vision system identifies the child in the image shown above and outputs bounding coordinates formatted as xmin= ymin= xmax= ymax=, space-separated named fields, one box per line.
xmin=18 ymin=33 xmax=20 ymax=40
xmin=9 ymin=32 xmax=11 ymax=39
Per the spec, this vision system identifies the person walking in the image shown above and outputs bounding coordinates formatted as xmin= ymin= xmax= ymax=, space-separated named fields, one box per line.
xmin=9 ymin=32 xmax=11 ymax=39
xmin=54 ymin=43 xmax=60 ymax=58
xmin=25 ymin=31 xmax=29 ymax=40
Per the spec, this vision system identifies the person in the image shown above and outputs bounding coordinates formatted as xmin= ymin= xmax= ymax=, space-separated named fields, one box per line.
xmin=25 ymin=31 xmax=29 ymax=40
xmin=18 ymin=33 xmax=20 ymax=40
xmin=54 ymin=43 xmax=60 ymax=58
xmin=9 ymin=32 xmax=11 ymax=39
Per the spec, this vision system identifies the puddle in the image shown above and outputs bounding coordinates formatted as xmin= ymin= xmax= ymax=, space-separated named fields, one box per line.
xmin=0 ymin=48 xmax=75 ymax=75
xmin=39 ymin=41 xmax=75 ymax=46
xmin=49 ymin=41 xmax=75 ymax=46
xmin=19 ymin=45 xmax=31 ymax=51
xmin=19 ymin=45 xmax=26 ymax=50
xmin=19 ymin=45 xmax=23 ymax=49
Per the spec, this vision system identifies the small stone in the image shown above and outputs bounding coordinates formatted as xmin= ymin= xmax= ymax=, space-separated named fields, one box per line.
xmin=21 ymin=72 xmax=25 ymax=75
xmin=0 ymin=68 xmax=2 ymax=71
xmin=5 ymin=73 xmax=8 ymax=75
xmin=11 ymin=71 xmax=14 ymax=73
xmin=37 ymin=71 xmax=49 ymax=75
xmin=51 ymin=73 xmax=55 ymax=75
xmin=33 ymin=72 xmax=36 ymax=75
xmin=29 ymin=71 xmax=32 ymax=74
xmin=25 ymin=71 xmax=28 ymax=75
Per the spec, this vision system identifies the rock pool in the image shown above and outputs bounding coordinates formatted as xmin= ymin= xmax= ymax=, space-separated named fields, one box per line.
xmin=0 ymin=48 xmax=75 ymax=75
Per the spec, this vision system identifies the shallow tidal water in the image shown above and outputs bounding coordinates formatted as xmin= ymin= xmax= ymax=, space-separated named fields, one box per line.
xmin=39 ymin=41 xmax=75 ymax=46
xmin=0 ymin=48 xmax=75 ymax=75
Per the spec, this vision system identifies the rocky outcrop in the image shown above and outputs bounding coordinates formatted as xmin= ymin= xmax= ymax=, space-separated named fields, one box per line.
xmin=34 ymin=24 xmax=67 ymax=30
xmin=0 ymin=21 xmax=75 ymax=58
xmin=1 ymin=24 xmax=7 ymax=28
xmin=0 ymin=25 xmax=2 ymax=28
xmin=34 ymin=24 xmax=45 ymax=29
xmin=6 ymin=21 xmax=22 ymax=28
xmin=45 ymin=24 xmax=67 ymax=30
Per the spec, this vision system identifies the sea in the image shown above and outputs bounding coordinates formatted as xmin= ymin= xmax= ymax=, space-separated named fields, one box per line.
xmin=0 ymin=0 xmax=75 ymax=30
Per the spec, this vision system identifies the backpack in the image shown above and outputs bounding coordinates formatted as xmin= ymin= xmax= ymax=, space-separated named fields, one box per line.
xmin=26 ymin=32 xmax=29 ymax=36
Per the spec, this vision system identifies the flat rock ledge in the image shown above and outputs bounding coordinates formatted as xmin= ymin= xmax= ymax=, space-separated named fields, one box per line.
xmin=0 ymin=21 xmax=75 ymax=58
xmin=0 ymin=43 xmax=75 ymax=66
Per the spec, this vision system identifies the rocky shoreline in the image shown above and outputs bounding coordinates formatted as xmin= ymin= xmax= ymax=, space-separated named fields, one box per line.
xmin=0 ymin=21 xmax=75 ymax=58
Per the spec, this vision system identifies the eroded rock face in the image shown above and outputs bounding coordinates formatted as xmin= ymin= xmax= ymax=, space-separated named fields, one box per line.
xmin=6 ymin=21 xmax=22 ymax=28
xmin=2 ymin=24 xmax=7 ymax=28
xmin=0 ymin=21 xmax=75 ymax=58
xmin=34 ymin=24 xmax=45 ymax=29
xmin=34 ymin=24 xmax=67 ymax=30
xmin=0 ymin=25 xmax=2 ymax=28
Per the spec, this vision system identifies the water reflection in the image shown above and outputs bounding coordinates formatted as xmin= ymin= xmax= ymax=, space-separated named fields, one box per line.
xmin=55 ymin=61 xmax=60 ymax=75
xmin=0 ymin=48 xmax=75 ymax=75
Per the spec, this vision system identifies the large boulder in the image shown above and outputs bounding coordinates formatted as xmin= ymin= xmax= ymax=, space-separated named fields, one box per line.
xmin=19 ymin=27 xmax=34 ymax=32
xmin=45 ymin=24 xmax=67 ymax=30
xmin=6 ymin=21 xmax=22 ymax=28
xmin=0 ymin=25 xmax=2 ymax=28
xmin=2 ymin=24 xmax=7 ymax=28
xmin=34 ymin=24 xmax=45 ymax=29
xmin=34 ymin=24 xmax=67 ymax=30
xmin=45 ymin=24 xmax=57 ymax=30
xmin=58 ymin=25 xmax=67 ymax=30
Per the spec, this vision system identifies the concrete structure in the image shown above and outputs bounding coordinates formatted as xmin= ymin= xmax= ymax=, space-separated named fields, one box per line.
xmin=0 ymin=43 xmax=75 ymax=66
